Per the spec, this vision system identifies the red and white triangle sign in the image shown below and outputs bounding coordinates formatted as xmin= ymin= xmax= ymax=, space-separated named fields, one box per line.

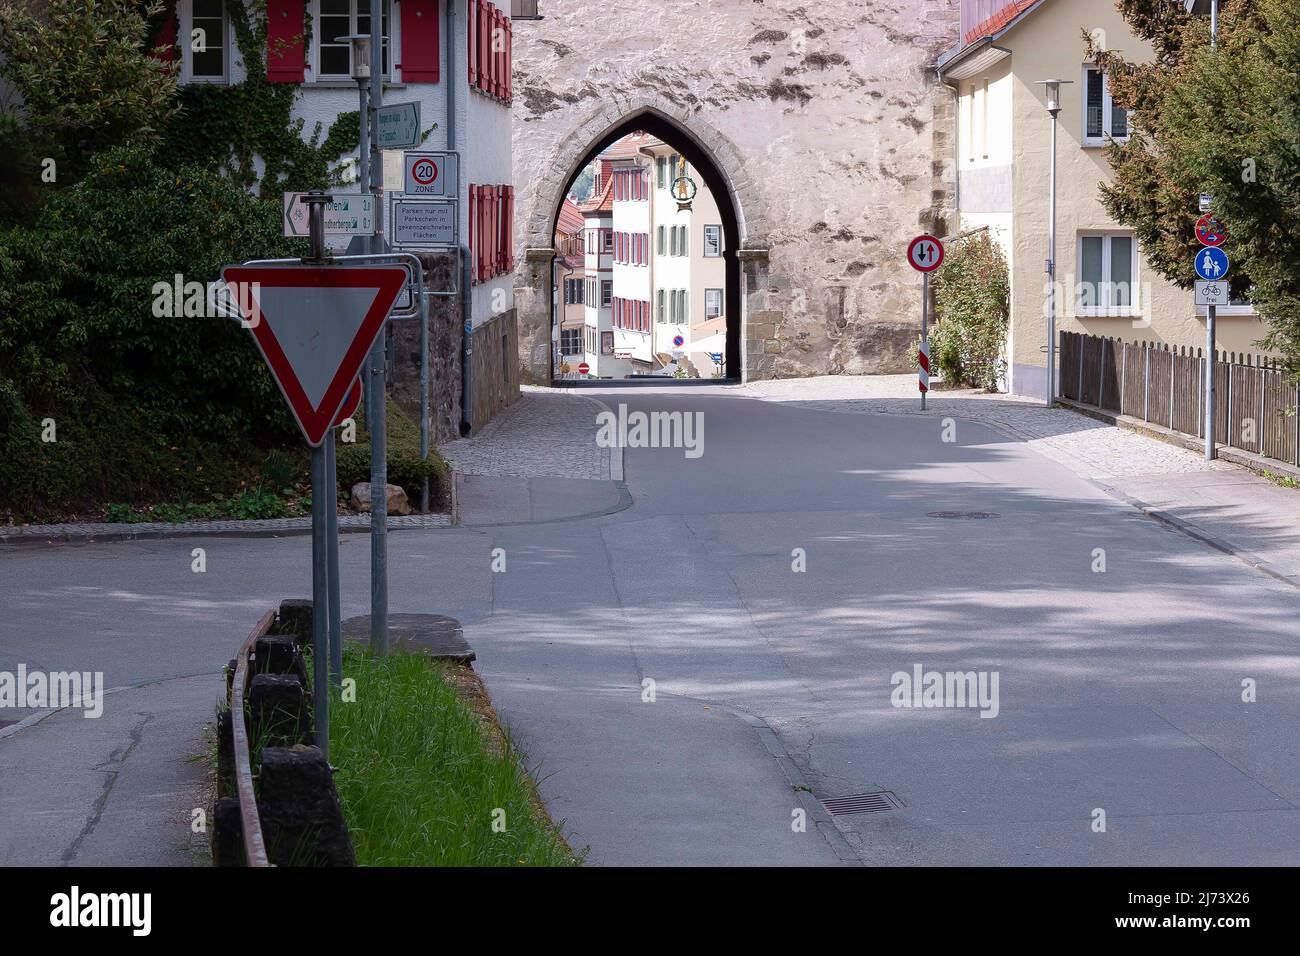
xmin=221 ymin=264 xmax=407 ymax=446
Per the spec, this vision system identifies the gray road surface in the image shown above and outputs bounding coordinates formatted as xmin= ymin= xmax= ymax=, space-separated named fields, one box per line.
xmin=2 ymin=387 xmax=1297 ymax=865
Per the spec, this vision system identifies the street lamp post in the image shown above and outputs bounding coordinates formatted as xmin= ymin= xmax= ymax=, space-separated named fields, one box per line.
xmin=1038 ymin=79 xmax=1071 ymax=408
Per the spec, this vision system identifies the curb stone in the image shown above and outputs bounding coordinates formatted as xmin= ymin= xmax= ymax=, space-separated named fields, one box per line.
xmin=0 ymin=512 xmax=451 ymax=548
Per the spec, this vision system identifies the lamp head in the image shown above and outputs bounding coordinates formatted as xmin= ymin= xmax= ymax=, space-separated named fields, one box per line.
xmin=336 ymin=34 xmax=372 ymax=82
xmin=1037 ymin=79 xmax=1072 ymax=117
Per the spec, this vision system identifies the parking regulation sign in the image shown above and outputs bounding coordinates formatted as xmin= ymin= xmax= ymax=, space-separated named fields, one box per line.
xmin=1194 ymin=247 xmax=1230 ymax=281
xmin=907 ymin=234 xmax=944 ymax=272
xmin=403 ymin=151 xmax=459 ymax=197
xmin=1195 ymin=214 xmax=1227 ymax=247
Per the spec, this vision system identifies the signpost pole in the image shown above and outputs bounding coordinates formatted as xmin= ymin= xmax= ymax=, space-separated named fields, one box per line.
xmin=304 ymin=192 xmax=333 ymax=756
xmin=326 ymin=433 xmax=343 ymax=687
xmin=1206 ymin=304 xmax=1217 ymax=460
xmin=921 ymin=271 xmax=929 ymax=411
xmin=368 ymin=0 xmax=390 ymax=656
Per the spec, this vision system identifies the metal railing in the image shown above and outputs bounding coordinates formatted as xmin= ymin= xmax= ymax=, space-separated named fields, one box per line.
xmin=230 ymin=610 xmax=275 ymax=868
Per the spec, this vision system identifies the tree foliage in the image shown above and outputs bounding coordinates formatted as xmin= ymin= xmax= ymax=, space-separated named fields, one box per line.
xmin=931 ymin=231 xmax=1010 ymax=391
xmin=0 ymin=0 xmax=366 ymax=517
xmin=0 ymin=145 xmax=305 ymax=517
xmin=0 ymin=0 xmax=179 ymax=186
xmin=1093 ymin=0 xmax=1300 ymax=379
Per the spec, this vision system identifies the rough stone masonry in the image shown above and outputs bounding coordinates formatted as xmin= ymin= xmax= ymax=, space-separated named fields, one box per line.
xmin=510 ymin=0 xmax=959 ymax=381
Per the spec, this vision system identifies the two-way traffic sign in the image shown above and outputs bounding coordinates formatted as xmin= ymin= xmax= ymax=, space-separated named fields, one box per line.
xmin=907 ymin=234 xmax=944 ymax=272
xmin=220 ymin=265 xmax=407 ymax=446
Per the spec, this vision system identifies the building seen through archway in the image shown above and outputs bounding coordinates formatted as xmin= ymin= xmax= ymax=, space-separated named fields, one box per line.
xmin=552 ymin=131 xmax=731 ymax=381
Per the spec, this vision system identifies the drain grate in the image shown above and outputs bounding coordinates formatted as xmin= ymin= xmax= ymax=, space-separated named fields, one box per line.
xmin=927 ymin=511 xmax=1000 ymax=520
xmin=821 ymin=790 xmax=904 ymax=816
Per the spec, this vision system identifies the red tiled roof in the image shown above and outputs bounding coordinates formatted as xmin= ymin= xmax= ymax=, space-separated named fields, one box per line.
xmin=577 ymin=175 xmax=613 ymax=215
xmin=556 ymin=197 xmax=584 ymax=235
xmin=963 ymin=0 xmax=1042 ymax=46
xmin=597 ymin=131 xmax=662 ymax=161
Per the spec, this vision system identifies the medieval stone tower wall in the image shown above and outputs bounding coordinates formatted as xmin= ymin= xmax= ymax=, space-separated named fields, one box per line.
xmin=511 ymin=0 xmax=960 ymax=381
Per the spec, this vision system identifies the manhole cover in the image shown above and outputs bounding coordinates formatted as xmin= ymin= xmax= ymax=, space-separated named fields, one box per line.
xmin=821 ymin=790 xmax=904 ymax=816
xmin=927 ymin=511 xmax=1000 ymax=520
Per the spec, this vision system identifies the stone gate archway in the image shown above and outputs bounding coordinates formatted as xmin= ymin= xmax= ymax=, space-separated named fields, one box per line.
xmin=515 ymin=99 xmax=775 ymax=384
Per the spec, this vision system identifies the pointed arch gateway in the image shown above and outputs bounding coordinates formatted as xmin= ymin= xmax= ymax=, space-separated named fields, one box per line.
xmin=517 ymin=105 xmax=771 ymax=385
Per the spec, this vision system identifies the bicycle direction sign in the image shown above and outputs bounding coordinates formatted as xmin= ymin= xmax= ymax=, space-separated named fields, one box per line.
xmin=283 ymin=193 xmax=374 ymax=238
xmin=377 ymin=100 xmax=420 ymax=150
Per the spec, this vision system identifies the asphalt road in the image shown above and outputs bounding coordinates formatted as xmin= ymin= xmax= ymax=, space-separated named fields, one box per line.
xmin=3 ymin=388 xmax=1298 ymax=865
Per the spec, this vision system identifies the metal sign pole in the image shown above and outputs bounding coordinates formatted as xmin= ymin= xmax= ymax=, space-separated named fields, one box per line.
xmin=419 ymin=279 xmax=431 ymax=512
xmin=368 ymin=0 xmax=389 ymax=656
xmin=1206 ymin=304 xmax=1217 ymax=460
xmin=326 ymin=432 xmax=343 ymax=686
xmin=921 ymin=271 xmax=929 ymax=411
xmin=309 ymin=445 xmax=330 ymax=756
xmin=304 ymin=191 xmax=334 ymax=754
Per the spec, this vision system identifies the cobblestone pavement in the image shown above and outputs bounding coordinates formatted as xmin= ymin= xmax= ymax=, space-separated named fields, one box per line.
xmin=441 ymin=386 xmax=611 ymax=480
xmin=735 ymin=374 xmax=1232 ymax=483
xmin=0 ymin=512 xmax=450 ymax=544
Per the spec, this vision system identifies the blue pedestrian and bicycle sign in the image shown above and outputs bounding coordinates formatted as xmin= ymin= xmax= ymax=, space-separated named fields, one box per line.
xmin=1194 ymin=247 xmax=1230 ymax=281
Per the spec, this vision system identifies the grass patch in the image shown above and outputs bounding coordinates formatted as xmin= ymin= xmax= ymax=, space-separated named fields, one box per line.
xmin=330 ymin=647 xmax=579 ymax=867
xmin=1261 ymin=469 xmax=1300 ymax=491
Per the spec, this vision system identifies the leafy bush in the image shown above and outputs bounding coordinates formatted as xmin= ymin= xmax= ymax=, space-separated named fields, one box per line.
xmin=930 ymin=232 xmax=1010 ymax=390
xmin=0 ymin=145 xmax=308 ymax=519
xmin=336 ymin=397 xmax=448 ymax=503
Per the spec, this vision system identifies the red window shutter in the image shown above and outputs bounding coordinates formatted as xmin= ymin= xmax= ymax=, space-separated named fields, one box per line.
xmin=494 ymin=8 xmax=505 ymax=99
xmin=266 ymin=0 xmax=305 ymax=83
xmin=473 ymin=0 xmax=483 ymax=85
xmin=400 ymin=0 xmax=440 ymax=83
xmin=489 ymin=186 xmax=499 ymax=278
xmin=480 ymin=186 xmax=490 ymax=281
xmin=505 ymin=16 xmax=513 ymax=103
xmin=505 ymin=186 xmax=515 ymax=270
xmin=479 ymin=1 xmax=491 ymax=93
xmin=468 ymin=186 xmax=478 ymax=285
xmin=494 ymin=185 xmax=504 ymax=275
xmin=151 ymin=8 xmax=178 ymax=62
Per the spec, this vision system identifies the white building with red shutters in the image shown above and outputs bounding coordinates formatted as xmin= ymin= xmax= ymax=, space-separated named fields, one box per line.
xmin=578 ymin=165 xmax=617 ymax=377
xmin=156 ymin=0 xmax=518 ymax=432
xmin=604 ymin=133 xmax=654 ymax=373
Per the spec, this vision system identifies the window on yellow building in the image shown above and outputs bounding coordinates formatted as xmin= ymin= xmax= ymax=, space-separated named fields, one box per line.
xmin=1083 ymin=67 xmax=1129 ymax=146
xmin=1078 ymin=233 xmax=1137 ymax=314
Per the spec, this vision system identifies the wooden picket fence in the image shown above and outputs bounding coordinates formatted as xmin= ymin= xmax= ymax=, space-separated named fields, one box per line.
xmin=1059 ymin=331 xmax=1300 ymax=467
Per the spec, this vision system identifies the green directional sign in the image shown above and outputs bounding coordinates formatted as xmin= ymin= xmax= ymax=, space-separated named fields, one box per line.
xmin=377 ymin=100 xmax=420 ymax=150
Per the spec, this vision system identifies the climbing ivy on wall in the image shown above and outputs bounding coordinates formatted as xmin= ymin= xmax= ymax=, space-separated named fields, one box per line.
xmin=160 ymin=0 xmax=360 ymax=194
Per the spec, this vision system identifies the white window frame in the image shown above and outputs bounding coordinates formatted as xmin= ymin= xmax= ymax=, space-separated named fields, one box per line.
xmin=601 ymin=280 xmax=613 ymax=307
xmin=703 ymin=224 xmax=722 ymax=257
xmin=1082 ymin=65 xmax=1129 ymax=147
xmin=183 ymin=0 xmax=229 ymax=85
xmin=705 ymin=288 xmax=723 ymax=318
xmin=312 ymin=0 xmax=394 ymax=83
xmin=1076 ymin=231 xmax=1140 ymax=317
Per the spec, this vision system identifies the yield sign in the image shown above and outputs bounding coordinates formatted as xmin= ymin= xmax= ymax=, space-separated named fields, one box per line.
xmin=221 ymin=264 xmax=407 ymax=446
